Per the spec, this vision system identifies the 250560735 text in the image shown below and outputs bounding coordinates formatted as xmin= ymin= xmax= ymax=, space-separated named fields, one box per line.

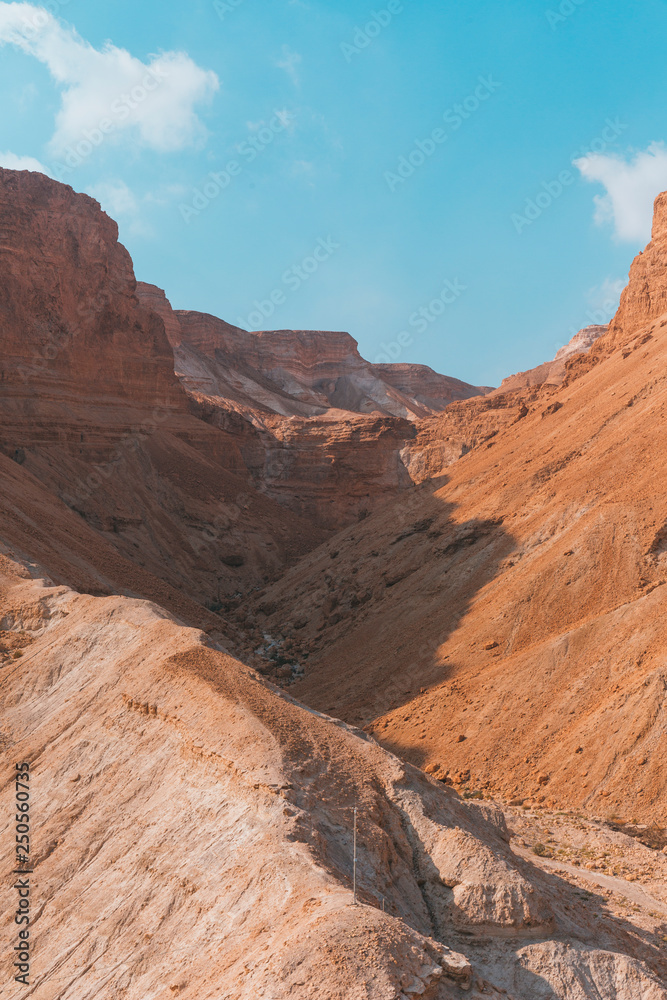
xmin=13 ymin=762 xmax=32 ymax=987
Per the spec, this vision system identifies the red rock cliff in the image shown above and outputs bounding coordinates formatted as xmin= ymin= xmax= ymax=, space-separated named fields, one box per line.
xmin=136 ymin=287 xmax=487 ymax=420
xmin=0 ymin=170 xmax=185 ymax=451
xmin=0 ymin=170 xmax=325 ymax=609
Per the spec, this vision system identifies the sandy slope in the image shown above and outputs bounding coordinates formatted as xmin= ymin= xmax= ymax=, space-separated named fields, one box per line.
xmin=1 ymin=551 xmax=666 ymax=998
xmin=246 ymin=291 xmax=667 ymax=825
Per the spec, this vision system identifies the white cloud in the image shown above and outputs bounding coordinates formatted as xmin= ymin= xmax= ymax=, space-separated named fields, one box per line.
xmin=291 ymin=159 xmax=314 ymax=173
xmin=144 ymin=183 xmax=188 ymax=205
xmin=574 ymin=141 xmax=667 ymax=242
xmin=0 ymin=3 xmax=219 ymax=156
xmin=0 ymin=150 xmax=49 ymax=173
xmin=276 ymin=45 xmax=301 ymax=86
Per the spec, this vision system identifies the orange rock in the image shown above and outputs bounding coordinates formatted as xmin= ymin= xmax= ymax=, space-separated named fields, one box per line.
xmin=258 ymin=189 xmax=667 ymax=825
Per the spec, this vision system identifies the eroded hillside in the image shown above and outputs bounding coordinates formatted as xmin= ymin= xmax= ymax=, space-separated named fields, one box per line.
xmin=1 ymin=552 xmax=666 ymax=999
xmin=242 ymin=206 xmax=667 ymax=826
xmin=1 ymin=167 xmax=666 ymax=998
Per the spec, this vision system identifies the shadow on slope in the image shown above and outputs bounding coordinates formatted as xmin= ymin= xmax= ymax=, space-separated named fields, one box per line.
xmin=242 ymin=475 xmax=514 ymax=722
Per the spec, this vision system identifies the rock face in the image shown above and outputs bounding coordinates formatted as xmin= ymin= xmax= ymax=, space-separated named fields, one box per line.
xmin=401 ymin=391 xmax=528 ymax=485
xmin=246 ymin=413 xmax=417 ymax=527
xmin=137 ymin=282 xmax=488 ymax=527
xmin=138 ymin=285 xmax=488 ymax=420
xmin=1 ymin=553 xmax=665 ymax=999
xmin=0 ymin=174 xmax=185 ymax=439
xmin=608 ymin=191 xmax=667 ymax=345
xmin=0 ymin=170 xmax=326 ymax=608
xmin=187 ymin=397 xmax=418 ymax=529
xmin=135 ymin=280 xmax=184 ymax=350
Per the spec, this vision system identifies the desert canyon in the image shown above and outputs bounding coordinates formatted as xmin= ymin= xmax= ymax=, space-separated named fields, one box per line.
xmin=1 ymin=167 xmax=667 ymax=999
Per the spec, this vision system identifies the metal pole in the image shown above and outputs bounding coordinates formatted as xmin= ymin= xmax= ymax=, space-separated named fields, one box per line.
xmin=353 ymin=806 xmax=357 ymax=905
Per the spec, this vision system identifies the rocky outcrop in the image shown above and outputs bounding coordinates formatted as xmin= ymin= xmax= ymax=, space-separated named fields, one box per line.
xmin=135 ymin=280 xmax=184 ymax=349
xmin=553 ymin=324 xmax=608 ymax=361
xmin=0 ymin=173 xmax=186 ymax=444
xmin=190 ymin=401 xmax=417 ymax=528
xmin=400 ymin=391 xmax=529 ymax=485
xmin=397 ymin=326 xmax=609 ymax=487
xmin=154 ymin=295 xmax=488 ymax=420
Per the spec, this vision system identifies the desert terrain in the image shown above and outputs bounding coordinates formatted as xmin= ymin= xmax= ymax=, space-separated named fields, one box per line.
xmin=1 ymin=168 xmax=666 ymax=998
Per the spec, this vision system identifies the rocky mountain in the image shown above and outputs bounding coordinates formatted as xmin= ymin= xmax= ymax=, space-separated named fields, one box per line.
xmin=137 ymin=281 xmax=489 ymax=420
xmin=245 ymin=195 xmax=667 ymax=830
xmin=608 ymin=191 xmax=667 ymax=346
xmin=135 ymin=282 xmax=489 ymax=528
xmin=0 ymin=170 xmax=324 ymax=610
xmin=1 ymin=168 xmax=666 ymax=999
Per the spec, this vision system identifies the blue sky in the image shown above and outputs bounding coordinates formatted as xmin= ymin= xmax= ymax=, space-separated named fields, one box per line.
xmin=2 ymin=0 xmax=667 ymax=386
